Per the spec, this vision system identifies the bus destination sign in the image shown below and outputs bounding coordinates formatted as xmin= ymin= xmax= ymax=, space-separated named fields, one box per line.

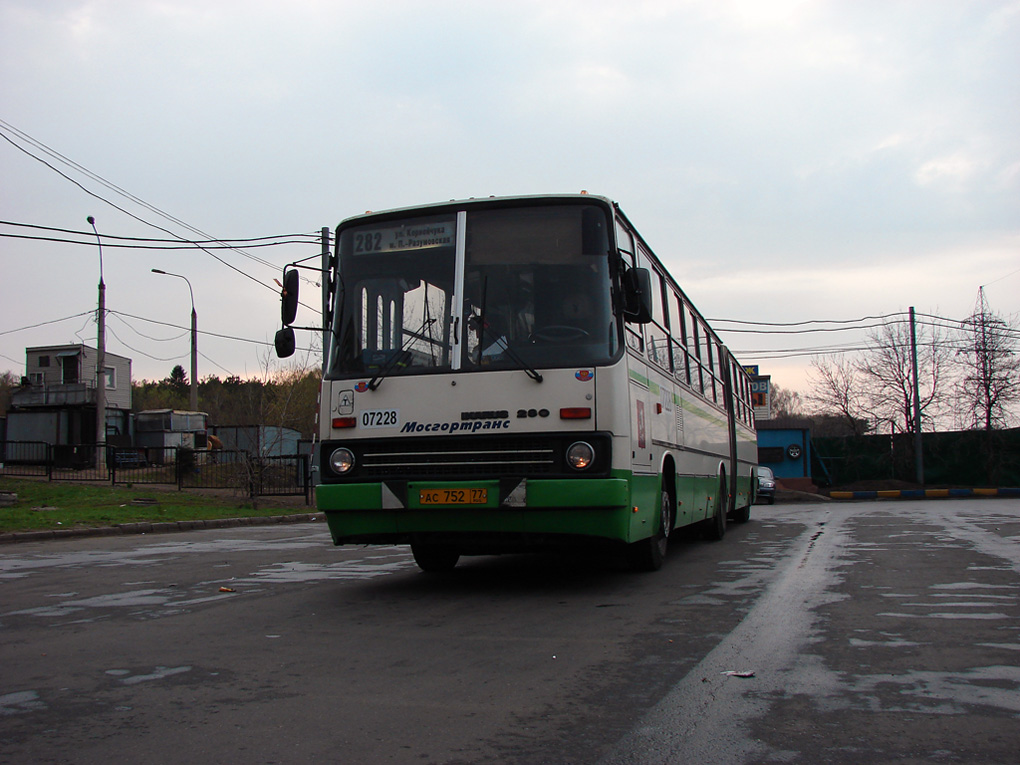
xmin=353 ymin=222 xmax=455 ymax=254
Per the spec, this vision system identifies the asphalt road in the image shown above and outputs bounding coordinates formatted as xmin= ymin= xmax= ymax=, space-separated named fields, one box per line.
xmin=1 ymin=499 xmax=1018 ymax=764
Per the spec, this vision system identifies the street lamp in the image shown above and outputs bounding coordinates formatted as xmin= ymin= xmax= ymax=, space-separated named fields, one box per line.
xmin=151 ymin=268 xmax=198 ymax=411
xmin=87 ymin=216 xmax=107 ymax=470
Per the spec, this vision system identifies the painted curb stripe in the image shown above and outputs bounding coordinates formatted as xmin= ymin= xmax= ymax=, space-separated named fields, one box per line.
xmin=828 ymin=487 xmax=1020 ymax=500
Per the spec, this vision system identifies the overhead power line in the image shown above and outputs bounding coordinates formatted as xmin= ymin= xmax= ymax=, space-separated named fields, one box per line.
xmin=0 ymin=219 xmax=319 ymax=250
xmin=709 ymin=312 xmax=903 ymax=327
xmin=109 ymin=310 xmax=275 ymax=349
xmin=0 ymin=119 xmax=304 ymax=288
xmin=0 ymin=311 xmax=96 ymax=337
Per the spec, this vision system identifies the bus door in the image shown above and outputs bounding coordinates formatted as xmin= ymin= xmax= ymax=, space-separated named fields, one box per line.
xmin=630 ymin=373 xmax=654 ymax=474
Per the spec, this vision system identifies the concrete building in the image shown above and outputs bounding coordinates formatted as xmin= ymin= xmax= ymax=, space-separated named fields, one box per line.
xmin=7 ymin=344 xmax=133 ymax=448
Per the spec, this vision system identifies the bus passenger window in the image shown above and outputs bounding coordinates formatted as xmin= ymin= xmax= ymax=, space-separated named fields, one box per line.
xmin=691 ymin=321 xmax=705 ymax=396
xmin=643 ymin=263 xmax=670 ymax=370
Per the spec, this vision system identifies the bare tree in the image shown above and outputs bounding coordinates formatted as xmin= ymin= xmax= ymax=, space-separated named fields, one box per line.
xmin=857 ymin=316 xmax=952 ymax=433
xmin=807 ymin=355 xmax=870 ymax=435
xmin=0 ymin=370 xmax=19 ymax=414
xmin=770 ymin=383 xmax=804 ymax=419
xmin=808 ymin=312 xmax=953 ymax=435
xmin=956 ymin=289 xmax=1020 ymax=430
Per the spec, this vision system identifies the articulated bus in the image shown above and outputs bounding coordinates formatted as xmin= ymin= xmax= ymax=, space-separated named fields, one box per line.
xmin=276 ymin=194 xmax=757 ymax=572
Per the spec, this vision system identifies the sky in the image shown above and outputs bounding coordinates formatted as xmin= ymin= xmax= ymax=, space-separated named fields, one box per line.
xmin=2 ymin=0 xmax=1018 ymax=397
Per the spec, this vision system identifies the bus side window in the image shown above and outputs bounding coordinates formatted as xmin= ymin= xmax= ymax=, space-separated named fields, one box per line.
xmin=702 ymin=327 xmax=718 ymax=404
xmin=730 ymin=360 xmax=743 ymax=423
xmin=745 ymin=373 xmax=753 ymax=424
xmin=737 ymin=362 xmax=750 ymax=424
xmin=640 ymin=254 xmax=669 ymax=371
xmin=690 ymin=319 xmax=704 ymax=396
xmin=616 ymin=219 xmax=635 ymax=260
xmin=667 ymin=290 xmax=689 ymax=385
xmin=618 ymin=225 xmax=644 ymax=354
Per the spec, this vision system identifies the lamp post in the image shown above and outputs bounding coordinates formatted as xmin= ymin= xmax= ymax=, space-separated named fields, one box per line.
xmin=151 ymin=269 xmax=198 ymax=411
xmin=87 ymin=216 xmax=107 ymax=471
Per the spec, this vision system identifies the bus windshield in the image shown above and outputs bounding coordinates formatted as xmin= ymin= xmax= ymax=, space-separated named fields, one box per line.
xmin=327 ymin=204 xmax=617 ymax=380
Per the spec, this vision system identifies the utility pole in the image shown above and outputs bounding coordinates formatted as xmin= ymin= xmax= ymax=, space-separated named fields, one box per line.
xmin=188 ymin=298 xmax=198 ymax=412
xmin=88 ymin=216 xmax=107 ymax=471
xmin=977 ymin=287 xmax=992 ymax=430
xmin=321 ymin=226 xmax=331 ymax=364
xmin=909 ymin=306 xmax=924 ymax=484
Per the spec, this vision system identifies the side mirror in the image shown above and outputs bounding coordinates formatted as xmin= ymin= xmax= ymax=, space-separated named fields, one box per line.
xmin=281 ymin=268 xmax=299 ymax=326
xmin=623 ymin=267 xmax=653 ymax=324
xmin=275 ymin=326 xmax=296 ymax=358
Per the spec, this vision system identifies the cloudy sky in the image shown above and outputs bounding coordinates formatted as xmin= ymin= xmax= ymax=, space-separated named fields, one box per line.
xmin=2 ymin=0 xmax=1017 ymax=395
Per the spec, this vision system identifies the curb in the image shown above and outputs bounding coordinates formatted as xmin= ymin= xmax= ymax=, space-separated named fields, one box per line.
xmin=0 ymin=512 xmax=325 ymax=545
xmin=827 ymin=487 xmax=1020 ymax=501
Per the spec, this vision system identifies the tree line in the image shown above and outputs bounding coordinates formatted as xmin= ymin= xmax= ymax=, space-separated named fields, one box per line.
xmin=132 ymin=365 xmax=321 ymax=439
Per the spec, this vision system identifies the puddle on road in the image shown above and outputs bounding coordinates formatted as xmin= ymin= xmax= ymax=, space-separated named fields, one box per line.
xmin=0 ymin=530 xmax=329 ymax=580
xmin=828 ymin=510 xmax=1020 ymax=718
xmin=3 ymin=547 xmax=416 ymax=622
xmin=848 ymin=629 xmax=924 ymax=648
xmin=0 ymin=690 xmax=47 ymax=716
xmin=848 ymin=665 xmax=1020 ymax=715
xmin=235 ymin=556 xmax=416 ymax=584
xmin=8 ymin=588 xmax=181 ymax=618
xmin=106 ymin=666 xmax=193 ymax=685
xmin=872 ymin=580 xmax=1018 ymax=622
xmin=877 ymin=611 xmax=1011 ymax=620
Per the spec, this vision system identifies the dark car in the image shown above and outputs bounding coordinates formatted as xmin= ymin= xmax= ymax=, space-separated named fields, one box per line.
xmin=756 ymin=466 xmax=776 ymax=504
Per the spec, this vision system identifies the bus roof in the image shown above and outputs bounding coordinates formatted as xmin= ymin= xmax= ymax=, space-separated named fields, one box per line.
xmin=336 ymin=192 xmax=616 ymax=228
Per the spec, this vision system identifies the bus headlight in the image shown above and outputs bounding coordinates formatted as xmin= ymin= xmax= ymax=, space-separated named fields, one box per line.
xmin=566 ymin=441 xmax=595 ymax=470
xmin=329 ymin=447 xmax=355 ymax=475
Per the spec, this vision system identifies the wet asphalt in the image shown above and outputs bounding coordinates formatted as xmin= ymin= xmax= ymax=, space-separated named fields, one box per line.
xmin=1 ymin=498 xmax=1017 ymax=763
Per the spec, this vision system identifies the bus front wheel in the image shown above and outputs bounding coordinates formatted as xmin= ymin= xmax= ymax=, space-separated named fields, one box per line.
xmin=410 ymin=540 xmax=460 ymax=573
xmin=628 ymin=487 xmax=673 ymax=572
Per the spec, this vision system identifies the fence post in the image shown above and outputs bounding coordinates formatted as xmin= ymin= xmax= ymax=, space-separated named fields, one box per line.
xmin=303 ymin=454 xmax=311 ymax=505
xmin=176 ymin=446 xmax=185 ymax=491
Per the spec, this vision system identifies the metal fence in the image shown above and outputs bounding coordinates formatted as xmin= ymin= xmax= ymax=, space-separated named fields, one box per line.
xmin=0 ymin=440 xmax=50 ymax=478
xmin=812 ymin=428 xmax=1020 ymax=488
xmin=0 ymin=441 xmax=310 ymax=503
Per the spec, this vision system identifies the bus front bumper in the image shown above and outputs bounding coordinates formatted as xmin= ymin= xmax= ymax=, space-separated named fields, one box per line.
xmin=316 ymin=477 xmax=633 ymax=544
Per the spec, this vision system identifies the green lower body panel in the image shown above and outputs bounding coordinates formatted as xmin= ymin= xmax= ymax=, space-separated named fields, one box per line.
xmin=317 ymin=477 xmax=634 ymax=545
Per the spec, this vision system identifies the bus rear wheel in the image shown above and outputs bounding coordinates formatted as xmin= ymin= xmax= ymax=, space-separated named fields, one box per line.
xmin=703 ymin=475 xmax=727 ymax=541
xmin=410 ymin=540 xmax=460 ymax=573
xmin=628 ymin=486 xmax=673 ymax=572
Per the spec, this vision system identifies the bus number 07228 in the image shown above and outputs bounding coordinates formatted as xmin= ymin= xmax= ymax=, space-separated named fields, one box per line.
xmin=361 ymin=409 xmax=399 ymax=428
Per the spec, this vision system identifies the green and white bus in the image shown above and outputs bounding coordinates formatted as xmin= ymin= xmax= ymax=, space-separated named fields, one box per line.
xmin=276 ymin=193 xmax=757 ymax=572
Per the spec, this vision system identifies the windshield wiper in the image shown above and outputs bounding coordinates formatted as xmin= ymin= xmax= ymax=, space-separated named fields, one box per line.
xmin=472 ymin=277 xmax=542 ymax=383
xmin=367 ymin=318 xmax=436 ymax=391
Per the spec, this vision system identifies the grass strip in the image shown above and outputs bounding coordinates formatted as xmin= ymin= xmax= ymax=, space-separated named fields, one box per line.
xmin=0 ymin=477 xmax=305 ymax=534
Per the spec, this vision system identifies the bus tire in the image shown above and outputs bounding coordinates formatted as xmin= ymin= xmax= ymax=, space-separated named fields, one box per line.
xmin=628 ymin=486 xmax=673 ymax=572
xmin=411 ymin=541 xmax=460 ymax=573
xmin=732 ymin=501 xmax=751 ymax=523
xmin=704 ymin=475 xmax=727 ymax=541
